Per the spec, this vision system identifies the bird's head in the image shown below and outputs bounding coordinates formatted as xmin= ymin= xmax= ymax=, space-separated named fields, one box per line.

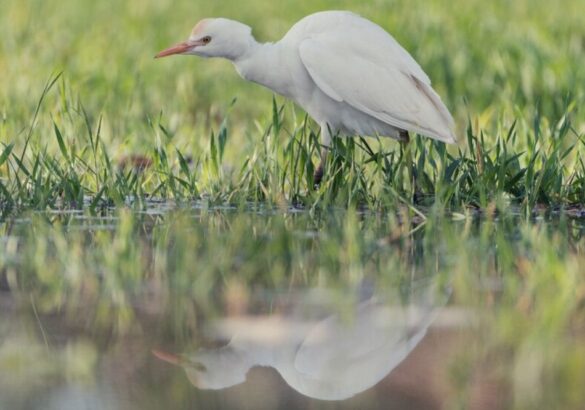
xmin=156 ymin=18 xmax=254 ymax=61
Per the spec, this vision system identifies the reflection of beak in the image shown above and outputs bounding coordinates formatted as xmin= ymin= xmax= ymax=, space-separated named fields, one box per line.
xmin=155 ymin=39 xmax=204 ymax=58
xmin=152 ymin=349 xmax=207 ymax=371
xmin=152 ymin=349 xmax=183 ymax=365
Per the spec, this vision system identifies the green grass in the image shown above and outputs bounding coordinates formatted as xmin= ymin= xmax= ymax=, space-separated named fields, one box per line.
xmin=0 ymin=78 xmax=583 ymax=217
xmin=1 ymin=0 xmax=585 ymax=215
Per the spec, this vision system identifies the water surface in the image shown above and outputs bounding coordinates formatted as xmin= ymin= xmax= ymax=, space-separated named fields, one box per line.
xmin=1 ymin=205 xmax=583 ymax=409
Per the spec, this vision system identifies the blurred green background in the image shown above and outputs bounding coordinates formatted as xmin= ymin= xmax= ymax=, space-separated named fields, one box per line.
xmin=1 ymin=0 xmax=584 ymax=157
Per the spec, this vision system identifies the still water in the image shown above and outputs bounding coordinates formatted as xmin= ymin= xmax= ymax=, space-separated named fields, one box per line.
xmin=1 ymin=281 xmax=472 ymax=409
xmin=0 ymin=206 xmax=583 ymax=409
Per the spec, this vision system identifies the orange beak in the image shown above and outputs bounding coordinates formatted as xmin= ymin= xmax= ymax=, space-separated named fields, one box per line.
xmin=155 ymin=38 xmax=208 ymax=59
xmin=155 ymin=41 xmax=193 ymax=58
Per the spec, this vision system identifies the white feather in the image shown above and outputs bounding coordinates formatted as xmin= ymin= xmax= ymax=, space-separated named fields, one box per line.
xmin=158 ymin=10 xmax=458 ymax=147
xmin=289 ymin=12 xmax=456 ymax=142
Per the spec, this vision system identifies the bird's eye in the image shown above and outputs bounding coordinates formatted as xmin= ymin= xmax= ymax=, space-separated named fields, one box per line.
xmin=201 ymin=36 xmax=212 ymax=44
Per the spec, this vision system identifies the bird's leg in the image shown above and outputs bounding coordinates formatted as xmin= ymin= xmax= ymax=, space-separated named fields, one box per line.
xmin=313 ymin=147 xmax=328 ymax=187
xmin=399 ymin=130 xmax=411 ymax=165
xmin=313 ymin=124 xmax=333 ymax=188
xmin=399 ymin=130 xmax=420 ymax=202
xmin=399 ymin=131 xmax=411 ymax=188
xmin=399 ymin=130 xmax=410 ymax=145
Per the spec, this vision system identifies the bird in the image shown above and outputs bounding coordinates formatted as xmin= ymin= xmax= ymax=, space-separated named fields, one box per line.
xmin=156 ymin=11 xmax=457 ymax=186
xmin=153 ymin=281 xmax=439 ymax=401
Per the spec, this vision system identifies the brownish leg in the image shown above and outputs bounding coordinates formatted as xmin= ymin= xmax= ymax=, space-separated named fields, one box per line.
xmin=313 ymin=147 xmax=328 ymax=187
xmin=400 ymin=130 xmax=421 ymax=202
xmin=399 ymin=130 xmax=410 ymax=144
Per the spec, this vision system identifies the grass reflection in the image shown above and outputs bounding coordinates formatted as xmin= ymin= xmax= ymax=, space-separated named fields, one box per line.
xmin=1 ymin=209 xmax=585 ymax=407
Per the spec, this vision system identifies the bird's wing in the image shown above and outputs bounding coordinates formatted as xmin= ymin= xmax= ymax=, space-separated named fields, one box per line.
xmin=298 ymin=27 xmax=456 ymax=143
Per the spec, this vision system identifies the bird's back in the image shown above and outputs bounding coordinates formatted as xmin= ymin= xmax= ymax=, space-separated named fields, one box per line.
xmin=281 ymin=11 xmax=456 ymax=143
xmin=282 ymin=11 xmax=429 ymax=82
xmin=283 ymin=11 xmax=362 ymax=39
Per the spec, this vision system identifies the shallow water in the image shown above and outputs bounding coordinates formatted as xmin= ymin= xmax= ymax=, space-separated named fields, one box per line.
xmin=0 ymin=282 xmax=468 ymax=410
xmin=1 ymin=205 xmax=584 ymax=409
xmin=0 ymin=280 xmax=472 ymax=410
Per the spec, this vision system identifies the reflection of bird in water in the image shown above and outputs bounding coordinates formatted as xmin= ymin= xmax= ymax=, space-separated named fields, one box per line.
xmin=154 ymin=281 xmax=439 ymax=401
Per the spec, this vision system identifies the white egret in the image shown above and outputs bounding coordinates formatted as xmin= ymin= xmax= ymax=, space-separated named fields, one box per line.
xmin=156 ymin=11 xmax=456 ymax=185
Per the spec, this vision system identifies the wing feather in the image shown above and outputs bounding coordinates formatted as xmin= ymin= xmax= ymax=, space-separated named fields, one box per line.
xmin=298 ymin=26 xmax=456 ymax=143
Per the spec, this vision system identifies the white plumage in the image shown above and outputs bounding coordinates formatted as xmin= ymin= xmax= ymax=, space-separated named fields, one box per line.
xmin=287 ymin=12 xmax=455 ymax=143
xmin=157 ymin=11 xmax=457 ymax=181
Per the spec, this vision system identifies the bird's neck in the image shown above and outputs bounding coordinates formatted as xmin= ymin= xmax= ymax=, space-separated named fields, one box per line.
xmin=232 ymin=41 xmax=293 ymax=98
